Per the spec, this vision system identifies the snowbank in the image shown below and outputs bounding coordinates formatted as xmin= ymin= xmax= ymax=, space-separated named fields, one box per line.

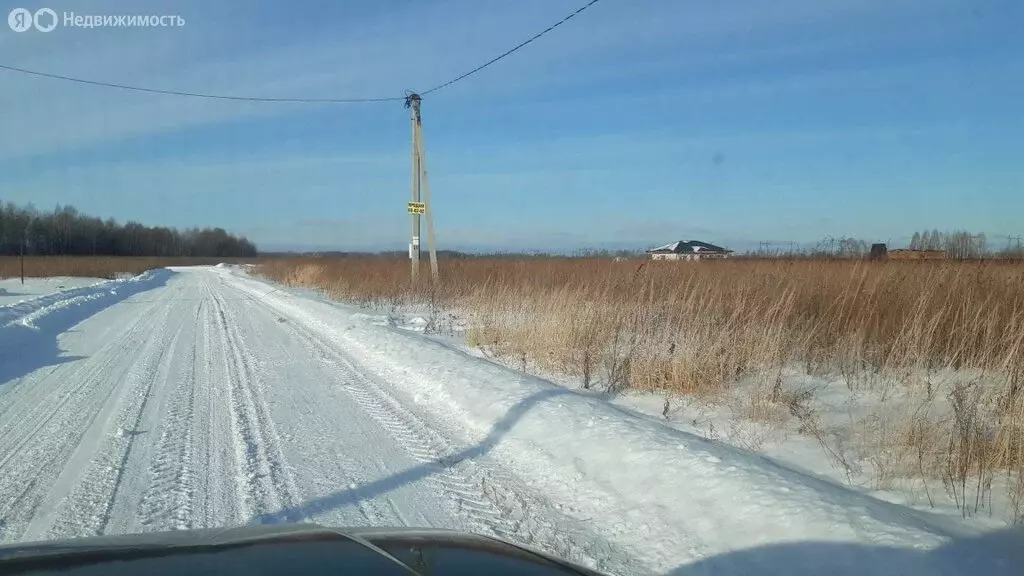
xmin=0 ymin=269 xmax=174 ymax=384
xmin=0 ymin=277 xmax=108 ymax=307
xmin=0 ymin=270 xmax=170 ymax=329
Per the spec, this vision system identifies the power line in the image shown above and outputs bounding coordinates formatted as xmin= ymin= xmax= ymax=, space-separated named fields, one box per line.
xmin=0 ymin=0 xmax=606 ymax=104
xmin=0 ymin=63 xmax=403 ymax=103
xmin=420 ymin=0 xmax=604 ymax=96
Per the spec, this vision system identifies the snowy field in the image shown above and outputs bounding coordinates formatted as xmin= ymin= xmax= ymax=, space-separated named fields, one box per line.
xmin=0 ymin=266 xmax=1020 ymax=575
xmin=0 ymin=276 xmax=110 ymax=307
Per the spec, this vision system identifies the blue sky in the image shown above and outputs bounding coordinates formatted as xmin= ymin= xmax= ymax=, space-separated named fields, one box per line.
xmin=0 ymin=0 xmax=1021 ymax=252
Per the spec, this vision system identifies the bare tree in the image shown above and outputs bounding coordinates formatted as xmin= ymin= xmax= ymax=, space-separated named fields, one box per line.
xmin=910 ymin=231 xmax=922 ymax=250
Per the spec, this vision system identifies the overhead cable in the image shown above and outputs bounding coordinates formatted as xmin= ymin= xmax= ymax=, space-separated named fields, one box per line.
xmin=0 ymin=0 xmax=605 ymax=103
xmin=0 ymin=63 xmax=403 ymax=103
xmin=420 ymin=0 xmax=603 ymax=96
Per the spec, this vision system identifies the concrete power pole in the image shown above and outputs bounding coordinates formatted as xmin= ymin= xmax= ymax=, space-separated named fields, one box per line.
xmin=415 ymin=105 xmax=439 ymax=282
xmin=407 ymin=94 xmax=421 ymax=283
xmin=405 ymin=93 xmax=439 ymax=284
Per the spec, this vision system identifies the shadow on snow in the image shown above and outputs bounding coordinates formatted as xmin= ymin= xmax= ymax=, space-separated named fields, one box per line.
xmin=666 ymin=526 xmax=1024 ymax=576
xmin=252 ymin=386 xmax=571 ymax=524
xmin=0 ymin=268 xmax=174 ymax=385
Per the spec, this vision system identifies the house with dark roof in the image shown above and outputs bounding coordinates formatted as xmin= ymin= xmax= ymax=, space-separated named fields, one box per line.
xmin=646 ymin=240 xmax=733 ymax=261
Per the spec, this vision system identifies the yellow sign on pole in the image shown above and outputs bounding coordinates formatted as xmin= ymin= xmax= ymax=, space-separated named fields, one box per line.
xmin=407 ymin=201 xmax=426 ymax=214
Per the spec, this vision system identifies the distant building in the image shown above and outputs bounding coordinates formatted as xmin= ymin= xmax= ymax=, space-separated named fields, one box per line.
xmin=646 ymin=240 xmax=733 ymax=261
xmin=869 ymin=243 xmax=888 ymax=260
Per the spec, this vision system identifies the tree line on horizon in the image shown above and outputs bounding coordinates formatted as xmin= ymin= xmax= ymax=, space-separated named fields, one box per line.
xmin=276 ymin=237 xmax=1024 ymax=260
xmin=803 ymin=230 xmax=1013 ymax=259
xmin=727 ymin=232 xmax=1021 ymax=260
xmin=5 ymin=200 xmax=1011 ymax=262
xmin=0 ymin=201 xmax=257 ymax=258
xmin=907 ymin=229 xmax=992 ymax=259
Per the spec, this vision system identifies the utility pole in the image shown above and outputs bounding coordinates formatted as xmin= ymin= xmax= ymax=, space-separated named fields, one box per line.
xmin=1008 ymin=235 xmax=1022 ymax=259
xmin=405 ymin=93 xmax=439 ymax=284
xmin=407 ymin=94 xmax=421 ymax=283
xmin=20 ymin=217 xmax=33 ymax=285
xmin=415 ymin=103 xmax=439 ymax=282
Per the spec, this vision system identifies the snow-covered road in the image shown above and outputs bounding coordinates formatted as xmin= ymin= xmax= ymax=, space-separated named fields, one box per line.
xmin=0 ymin=267 xmax=637 ymax=572
xmin=0 ymin=268 xmax=518 ymax=539
xmin=0 ymin=266 xmax=1019 ymax=575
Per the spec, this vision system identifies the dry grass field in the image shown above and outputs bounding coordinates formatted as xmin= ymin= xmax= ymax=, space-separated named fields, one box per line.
xmin=259 ymin=256 xmax=1024 ymax=522
xmin=0 ymin=256 xmax=259 ymax=279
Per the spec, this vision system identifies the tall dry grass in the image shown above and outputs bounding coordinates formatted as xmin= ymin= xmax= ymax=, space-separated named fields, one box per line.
xmin=0 ymin=256 xmax=260 ymax=279
xmin=262 ymin=256 xmax=1024 ymax=522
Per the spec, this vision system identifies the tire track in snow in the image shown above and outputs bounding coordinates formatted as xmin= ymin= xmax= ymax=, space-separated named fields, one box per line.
xmin=134 ymin=299 xmax=202 ymax=531
xmin=217 ymin=286 xmax=391 ymax=528
xmin=0 ymin=299 xmax=158 ymax=470
xmin=0 ymin=294 xmax=174 ymax=542
xmin=224 ymin=275 xmax=641 ymax=575
xmin=189 ymin=275 xmax=238 ymax=527
xmin=0 ymin=478 xmax=40 ymax=542
xmin=209 ymin=289 xmax=302 ymax=524
xmin=253 ymin=303 xmax=510 ymax=534
xmin=37 ymin=302 xmax=181 ymax=539
xmin=337 ymin=373 xmax=507 ymax=532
